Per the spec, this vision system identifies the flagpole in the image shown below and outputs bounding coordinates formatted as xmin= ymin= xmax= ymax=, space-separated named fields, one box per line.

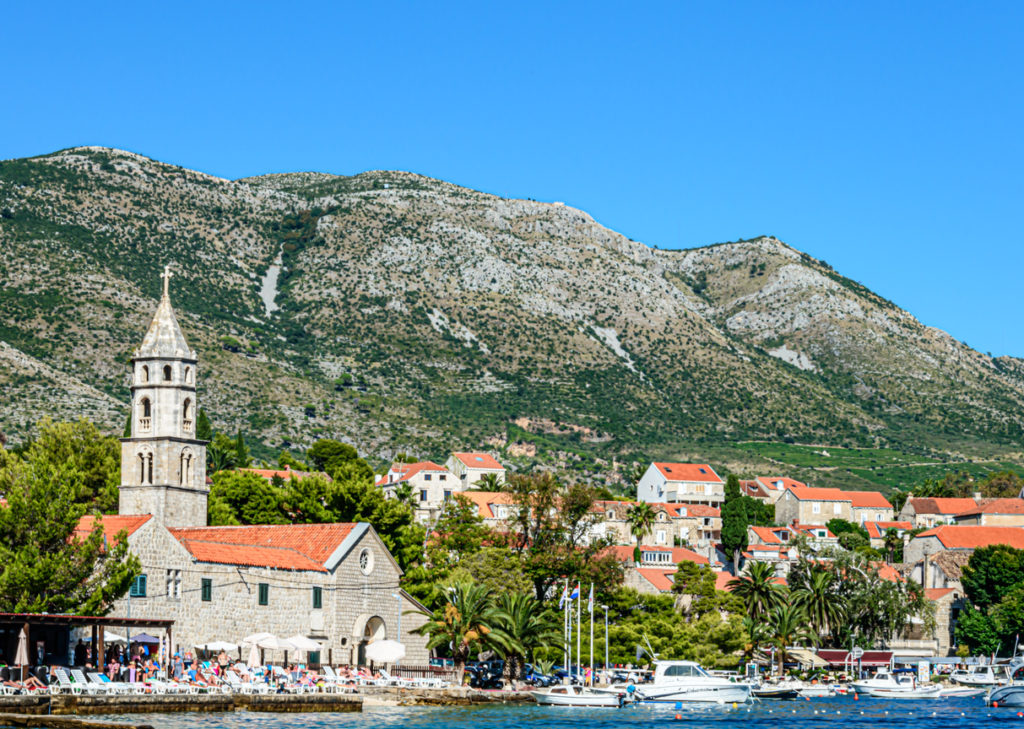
xmin=589 ymin=583 xmax=594 ymax=687
xmin=563 ymin=579 xmax=569 ymax=683
xmin=576 ymin=581 xmax=581 ymax=685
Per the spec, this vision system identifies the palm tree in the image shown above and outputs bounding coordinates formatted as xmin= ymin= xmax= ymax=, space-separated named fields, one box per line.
xmin=884 ymin=527 xmax=903 ymax=563
xmin=728 ymin=561 xmax=784 ymax=620
xmin=411 ymin=580 xmax=499 ymax=684
xmin=473 ymin=473 xmax=502 ymax=491
xmin=792 ymin=566 xmax=844 ymax=640
xmin=626 ymin=502 xmax=657 ymax=560
xmin=741 ymin=615 xmax=771 ymax=661
xmin=769 ymin=603 xmax=816 ymax=675
xmin=488 ymin=592 xmax=561 ymax=684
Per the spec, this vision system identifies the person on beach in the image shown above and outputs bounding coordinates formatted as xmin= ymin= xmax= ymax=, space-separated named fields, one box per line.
xmin=172 ymin=654 xmax=184 ymax=681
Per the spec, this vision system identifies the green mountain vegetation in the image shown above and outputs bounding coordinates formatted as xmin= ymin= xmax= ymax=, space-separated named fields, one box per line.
xmin=1 ymin=146 xmax=1022 ymax=492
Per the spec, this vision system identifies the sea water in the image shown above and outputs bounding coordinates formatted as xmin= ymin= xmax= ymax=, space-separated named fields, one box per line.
xmin=95 ymin=695 xmax=1009 ymax=729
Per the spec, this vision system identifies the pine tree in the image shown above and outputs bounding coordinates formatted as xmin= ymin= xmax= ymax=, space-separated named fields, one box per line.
xmin=721 ymin=474 xmax=749 ymax=574
xmin=233 ymin=432 xmax=250 ymax=467
xmin=195 ymin=409 xmax=213 ymax=441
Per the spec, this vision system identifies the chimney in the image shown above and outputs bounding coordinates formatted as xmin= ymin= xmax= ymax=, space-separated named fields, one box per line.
xmin=923 ymin=553 xmax=930 ymax=588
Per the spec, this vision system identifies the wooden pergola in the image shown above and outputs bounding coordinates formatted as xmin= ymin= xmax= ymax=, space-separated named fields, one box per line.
xmin=0 ymin=612 xmax=174 ymax=667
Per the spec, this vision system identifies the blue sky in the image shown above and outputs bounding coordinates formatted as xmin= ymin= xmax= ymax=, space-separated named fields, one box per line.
xmin=4 ymin=2 xmax=1022 ymax=355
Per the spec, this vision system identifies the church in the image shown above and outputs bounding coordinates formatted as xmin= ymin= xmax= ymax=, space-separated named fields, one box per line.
xmin=99 ymin=268 xmax=431 ymax=665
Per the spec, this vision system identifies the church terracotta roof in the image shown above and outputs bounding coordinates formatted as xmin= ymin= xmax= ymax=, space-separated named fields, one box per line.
xmin=74 ymin=515 xmax=152 ymax=548
xmin=168 ymin=523 xmax=356 ymax=571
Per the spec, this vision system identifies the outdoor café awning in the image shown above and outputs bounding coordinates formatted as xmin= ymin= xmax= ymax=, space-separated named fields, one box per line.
xmin=817 ymin=649 xmax=894 ymax=668
xmin=789 ymin=648 xmax=830 ymax=668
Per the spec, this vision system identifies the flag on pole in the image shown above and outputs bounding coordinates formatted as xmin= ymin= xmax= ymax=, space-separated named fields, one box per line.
xmin=570 ymin=583 xmax=580 ymax=600
xmin=588 ymin=583 xmax=594 ymax=613
xmin=559 ymin=582 xmax=569 ymax=609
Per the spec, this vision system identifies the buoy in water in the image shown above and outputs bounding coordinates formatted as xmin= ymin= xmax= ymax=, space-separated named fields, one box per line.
xmin=675 ymin=714 xmax=682 ymax=720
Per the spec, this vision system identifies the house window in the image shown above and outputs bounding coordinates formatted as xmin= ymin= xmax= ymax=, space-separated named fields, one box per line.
xmin=834 ymin=503 xmax=842 ymax=514
xmin=166 ymin=569 xmax=181 ymax=599
xmin=130 ymin=574 xmax=147 ymax=597
xmin=258 ymin=583 xmax=269 ymax=606
xmin=656 ymin=530 xmax=666 ymax=544
xmin=439 ymin=474 xmax=446 ymax=481
xmin=444 ymin=490 xmax=452 ymax=501
xmin=308 ymin=651 xmax=321 ymax=665
xmin=812 ymin=503 xmax=821 ymax=514
xmin=424 ymin=474 xmax=432 ymax=481
xmin=419 ymin=490 xmax=428 ymax=502
xmin=163 ymin=365 xmax=172 ymax=381
xmin=201 ymin=578 xmax=212 ymax=602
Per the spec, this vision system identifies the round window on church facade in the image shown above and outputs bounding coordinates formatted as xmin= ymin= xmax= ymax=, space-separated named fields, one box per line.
xmin=358 ymin=548 xmax=374 ymax=575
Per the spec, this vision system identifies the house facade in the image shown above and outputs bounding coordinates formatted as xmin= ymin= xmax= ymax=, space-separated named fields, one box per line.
xmin=952 ymin=498 xmax=1024 ymax=527
xmin=101 ymin=271 xmax=430 ymax=665
xmin=898 ymin=497 xmax=980 ymax=529
xmin=444 ymin=452 xmax=506 ymax=490
xmin=904 ymin=525 xmax=1024 ymax=563
xmin=636 ymin=463 xmax=725 ymax=507
xmin=377 ymin=461 xmax=460 ymax=523
xmin=774 ymin=486 xmax=891 ymax=526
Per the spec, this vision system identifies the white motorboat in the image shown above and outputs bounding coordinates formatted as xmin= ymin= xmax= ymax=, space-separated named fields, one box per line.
xmin=530 ymin=684 xmax=626 ymax=707
xmin=851 ymin=668 xmax=912 ymax=695
xmin=939 ymin=686 xmax=985 ymax=699
xmin=633 ymin=660 xmax=752 ymax=703
xmin=751 ymin=678 xmax=802 ymax=700
xmin=950 ymin=664 xmax=1010 ymax=687
xmin=988 ymin=683 xmax=1024 ymax=707
xmin=798 ymin=682 xmax=836 ymax=698
xmin=864 ymin=683 xmax=943 ymax=700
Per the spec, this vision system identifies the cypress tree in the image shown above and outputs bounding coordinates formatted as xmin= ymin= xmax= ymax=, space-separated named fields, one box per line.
xmin=721 ymin=474 xmax=749 ymax=574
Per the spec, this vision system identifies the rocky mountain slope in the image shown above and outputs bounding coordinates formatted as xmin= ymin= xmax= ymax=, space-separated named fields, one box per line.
xmin=1 ymin=147 xmax=1022 ymax=484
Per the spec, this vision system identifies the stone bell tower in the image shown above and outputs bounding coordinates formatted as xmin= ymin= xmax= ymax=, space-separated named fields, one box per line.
xmin=119 ymin=266 xmax=209 ymax=526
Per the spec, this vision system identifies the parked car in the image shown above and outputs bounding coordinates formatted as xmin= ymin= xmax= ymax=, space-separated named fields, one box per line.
xmin=524 ymin=664 xmax=557 ymax=687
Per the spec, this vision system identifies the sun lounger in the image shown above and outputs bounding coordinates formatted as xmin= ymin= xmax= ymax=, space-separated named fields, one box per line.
xmin=54 ymin=669 xmax=87 ymax=695
xmin=88 ymin=672 xmax=132 ymax=695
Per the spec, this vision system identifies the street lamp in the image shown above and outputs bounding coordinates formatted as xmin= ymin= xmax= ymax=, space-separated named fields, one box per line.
xmin=391 ymin=592 xmax=402 ymax=666
xmin=602 ymin=605 xmax=609 ymax=685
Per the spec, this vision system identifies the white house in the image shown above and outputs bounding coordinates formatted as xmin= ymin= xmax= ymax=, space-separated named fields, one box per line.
xmin=445 ymin=452 xmax=506 ymax=489
xmin=377 ymin=461 xmax=460 ymax=523
xmin=636 ymin=462 xmax=725 ymax=506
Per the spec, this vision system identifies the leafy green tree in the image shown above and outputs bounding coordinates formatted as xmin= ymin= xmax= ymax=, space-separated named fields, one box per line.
xmin=207 ymin=433 xmax=239 ymax=473
xmin=506 ymin=473 xmax=623 ymax=602
xmin=123 ymin=412 xmax=132 ymax=438
xmin=960 ymin=545 xmax=1024 ymax=611
xmin=883 ymin=527 xmax=904 ymax=563
xmin=0 ymin=454 xmax=139 ymax=614
xmin=489 ymin=592 xmax=561 ymax=682
xmin=451 ymin=547 xmax=534 ymax=597
xmin=233 ymin=432 xmax=250 ymax=468
xmin=411 ymin=580 xmax=500 ymax=684
xmin=18 ymin=418 xmax=120 ymax=513
xmin=672 ymin=561 xmax=740 ymax=617
xmin=432 ymin=495 xmax=490 ymax=558
xmin=626 ymin=502 xmax=656 ymax=560
xmin=307 ymin=439 xmax=361 ymax=473
xmin=955 ymin=606 xmax=1002 ymax=655
xmin=728 ymin=561 xmax=784 ymax=620
xmin=721 ymin=475 xmax=749 ymax=573
xmin=208 ymin=470 xmax=288 ymax=525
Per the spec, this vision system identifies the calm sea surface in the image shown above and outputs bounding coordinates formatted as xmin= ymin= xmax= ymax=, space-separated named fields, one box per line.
xmin=95 ymin=695 xmax=1017 ymax=729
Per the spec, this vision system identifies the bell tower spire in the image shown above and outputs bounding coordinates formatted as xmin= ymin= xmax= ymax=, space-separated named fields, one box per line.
xmin=119 ymin=267 xmax=208 ymax=527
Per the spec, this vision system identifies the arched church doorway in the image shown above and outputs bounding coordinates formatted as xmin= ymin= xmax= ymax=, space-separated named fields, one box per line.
xmin=353 ymin=614 xmax=386 ymax=666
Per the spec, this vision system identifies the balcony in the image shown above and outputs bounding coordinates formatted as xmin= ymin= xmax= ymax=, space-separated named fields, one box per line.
xmin=138 ymin=417 xmax=151 ymax=431
xmin=183 ymin=419 xmax=193 ymax=432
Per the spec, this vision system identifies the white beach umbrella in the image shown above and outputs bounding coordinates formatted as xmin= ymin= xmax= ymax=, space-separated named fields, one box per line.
xmin=14 ymin=626 xmax=29 ymax=666
xmin=284 ymin=635 xmax=322 ymax=653
xmin=247 ymin=642 xmax=262 ymax=669
xmin=242 ymin=632 xmax=275 ymax=645
xmin=196 ymin=640 xmax=238 ymax=652
xmin=364 ymin=639 xmax=405 ymax=664
xmin=92 ymin=631 xmax=128 ymax=644
xmin=256 ymin=636 xmax=296 ymax=652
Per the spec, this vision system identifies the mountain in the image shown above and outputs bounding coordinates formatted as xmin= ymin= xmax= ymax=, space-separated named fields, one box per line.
xmin=1 ymin=147 xmax=1022 ymax=489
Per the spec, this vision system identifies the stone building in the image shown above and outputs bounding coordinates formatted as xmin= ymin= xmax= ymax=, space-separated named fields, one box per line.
xmin=100 ymin=270 xmax=431 ymax=665
xmin=636 ymin=463 xmax=725 ymax=507
xmin=377 ymin=461 xmax=460 ymax=524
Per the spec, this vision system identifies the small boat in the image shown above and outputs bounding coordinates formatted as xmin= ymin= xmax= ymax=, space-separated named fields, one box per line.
xmin=633 ymin=660 xmax=752 ymax=703
xmin=751 ymin=681 xmax=801 ymax=700
xmin=851 ymin=668 xmax=912 ymax=695
xmin=988 ymin=684 xmax=1024 ymax=707
xmin=530 ymin=684 xmax=626 ymax=707
xmin=939 ymin=686 xmax=985 ymax=699
xmin=864 ymin=683 xmax=942 ymax=699
xmin=798 ymin=682 xmax=836 ymax=698
xmin=950 ymin=664 xmax=1010 ymax=687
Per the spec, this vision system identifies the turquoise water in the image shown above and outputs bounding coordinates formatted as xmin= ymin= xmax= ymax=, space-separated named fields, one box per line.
xmin=97 ymin=696 xmax=1015 ymax=729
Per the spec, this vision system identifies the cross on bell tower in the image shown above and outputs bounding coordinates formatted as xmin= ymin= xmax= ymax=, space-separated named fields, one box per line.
xmin=160 ymin=265 xmax=173 ymax=298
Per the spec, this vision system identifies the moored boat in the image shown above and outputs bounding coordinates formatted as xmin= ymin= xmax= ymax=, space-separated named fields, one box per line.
xmin=530 ymin=684 xmax=626 ymax=707
xmin=864 ymin=683 xmax=942 ymax=699
xmin=988 ymin=684 xmax=1024 ymax=707
xmin=950 ymin=664 xmax=1010 ymax=687
xmin=633 ymin=660 xmax=752 ymax=703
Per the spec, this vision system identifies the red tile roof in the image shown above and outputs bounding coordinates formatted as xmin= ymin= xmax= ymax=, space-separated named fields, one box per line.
xmin=168 ymin=523 xmax=356 ymax=570
xmin=874 ymin=562 xmax=903 ymax=582
xmin=380 ymin=461 xmax=449 ymax=484
xmin=238 ymin=466 xmax=330 ymax=482
xmin=74 ymin=515 xmax=152 ymax=547
xmin=783 ymin=485 xmax=891 ymax=509
xmin=459 ymin=491 xmax=516 ymax=518
xmin=915 ymin=525 xmax=1024 ymax=550
xmin=451 ymin=453 xmax=504 ymax=470
xmin=956 ymin=498 xmax=1024 ymax=517
xmin=714 ymin=571 xmax=734 ymax=591
xmin=907 ymin=497 xmax=980 ymax=516
xmin=652 ymin=463 xmax=723 ymax=484
xmin=636 ymin=568 xmax=677 ymax=592
xmin=864 ymin=521 xmax=913 ymax=539
xmin=654 ymin=502 xmax=721 ymax=518
xmin=749 ymin=526 xmax=783 ymax=544
xmin=925 ymin=587 xmax=956 ymax=601
xmin=756 ymin=476 xmax=807 ymax=491
xmin=604 ymin=545 xmax=708 ymax=565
